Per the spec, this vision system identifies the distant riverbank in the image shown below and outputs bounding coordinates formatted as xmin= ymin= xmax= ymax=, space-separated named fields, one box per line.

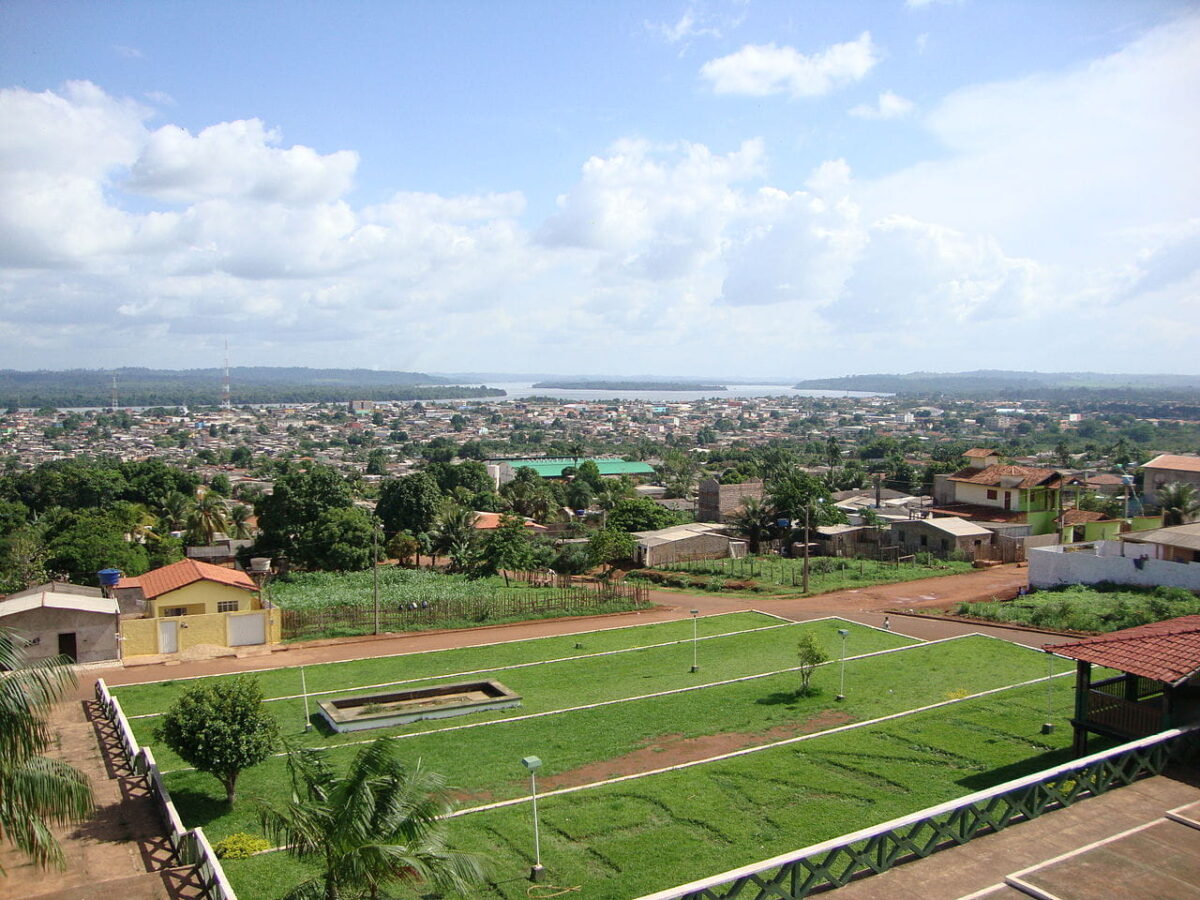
xmin=532 ymin=380 xmax=727 ymax=392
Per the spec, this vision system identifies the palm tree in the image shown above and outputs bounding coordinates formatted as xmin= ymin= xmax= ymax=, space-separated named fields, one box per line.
xmin=0 ymin=627 xmax=93 ymax=872
xmin=155 ymin=491 xmax=193 ymax=533
xmin=186 ymin=493 xmax=230 ymax=545
xmin=258 ymin=739 xmax=488 ymax=900
xmin=1157 ymin=482 xmax=1200 ymax=527
xmin=228 ymin=504 xmax=254 ymax=540
xmin=430 ymin=504 xmax=477 ymax=571
xmin=727 ymin=496 xmax=773 ymax=554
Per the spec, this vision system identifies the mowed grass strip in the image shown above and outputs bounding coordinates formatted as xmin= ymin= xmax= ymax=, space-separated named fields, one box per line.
xmin=126 ymin=619 xmax=914 ymax=760
xmin=111 ymin=611 xmax=783 ymax=718
xmin=221 ymin=675 xmax=1078 ymax=900
xmin=162 ymin=635 xmax=1069 ymax=844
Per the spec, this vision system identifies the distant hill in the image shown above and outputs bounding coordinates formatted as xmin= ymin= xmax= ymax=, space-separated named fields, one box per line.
xmin=793 ymin=370 xmax=1200 ymax=398
xmin=531 ymin=380 xmax=727 ymax=391
xmin=0 ymin=367 xmax=504 ymax=408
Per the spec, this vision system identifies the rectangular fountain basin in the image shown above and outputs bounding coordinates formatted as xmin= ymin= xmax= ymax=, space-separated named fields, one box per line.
xmin=317 ymin=679 xmax=522 ymax=732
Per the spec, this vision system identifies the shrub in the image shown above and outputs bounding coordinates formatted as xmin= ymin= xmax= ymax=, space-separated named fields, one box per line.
xmin=213 ymin=832 xmax=271 ymax=859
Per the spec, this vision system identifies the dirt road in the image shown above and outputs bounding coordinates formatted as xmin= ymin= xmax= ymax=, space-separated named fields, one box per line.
xmin=74 ymin=564 xmax=1045 ymax=699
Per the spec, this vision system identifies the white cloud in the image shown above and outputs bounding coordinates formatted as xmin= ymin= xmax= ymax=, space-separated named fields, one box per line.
xmin=647 ymin=8 xmax=722 ymax=44
xmin=905 ymin=0 xmax=962 ymax=9
xmin=849 ymin=90 xmax=915 ymax=119
xmin=128 ymin=119 xmax=358 ymax=205
xmin=700 ymin=33 xmax=877 ymax=98
xmin=1 ymin=10 xmax=1198 ymax=381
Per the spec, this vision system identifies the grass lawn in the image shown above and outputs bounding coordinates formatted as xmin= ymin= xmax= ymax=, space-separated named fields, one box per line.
xmin=222 ymin=675 xmax=1079 ymax=900
xmin=137 ymin=628 xmax=1068 ymax=856
xmin=113 ymin=611 xmax=791 ymax=718
xmin=631 ymin=555 xmax=975 ymax=598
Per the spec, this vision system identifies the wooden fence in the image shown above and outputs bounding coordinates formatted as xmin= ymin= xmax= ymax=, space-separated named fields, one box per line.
xmin=280 ymin=579 xmax=650 ymax=641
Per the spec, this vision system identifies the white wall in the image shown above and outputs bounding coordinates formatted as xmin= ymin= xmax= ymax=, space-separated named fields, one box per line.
xmin=1029 ymin=542 xmax=1200 ymax=591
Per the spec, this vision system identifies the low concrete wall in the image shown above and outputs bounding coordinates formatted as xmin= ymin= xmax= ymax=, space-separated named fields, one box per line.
xmin=1029 ymin=541 xmax=1200 ymax=591
xmin=121 ymin=608 xmax=282 ymax=657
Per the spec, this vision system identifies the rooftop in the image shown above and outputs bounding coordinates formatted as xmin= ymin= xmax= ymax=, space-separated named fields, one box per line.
xmin=949 ymin=463 xmax=1062 ymax=489
xmin=118 ymin=558 xmax=257 ymax=599
xmin=1143 ymin=453 xmax=1200 ymax=473
xmin=0 ymin=591 xmax=118 ymax=618
xmin=503 ymin=458 xmax=656 ymax=478
xmin=1122 ymin=522 xmax=1200 ymax=552
xmin=1047 ymin=615 xmax=1200 ymax=686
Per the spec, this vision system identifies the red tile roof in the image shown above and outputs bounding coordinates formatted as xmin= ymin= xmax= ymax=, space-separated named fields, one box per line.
xmin=964 ymin=448 xmax=999 ymax=458
xmin=1046 ymin=616 xmax=1200 ymax=686
xmin=472 ymin=512 xmax=548 ymax=532
xmin=1143 ymin=454 xmax=1200 ymax=474
xmin=118 ymin=558 xmax=256 ymax=599
xmin=949 ymin=464 xmax=1062 ymax=489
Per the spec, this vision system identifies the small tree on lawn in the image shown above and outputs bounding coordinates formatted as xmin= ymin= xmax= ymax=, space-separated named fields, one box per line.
xmin=796 ymin=633 xmax=829 ymax=697
xmin=155 ymin=676 xmax=278 ymax=806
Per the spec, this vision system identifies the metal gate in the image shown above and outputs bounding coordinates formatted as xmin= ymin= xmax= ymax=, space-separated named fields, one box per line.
xmin=227 ymin=611 xmax=266 ymax=647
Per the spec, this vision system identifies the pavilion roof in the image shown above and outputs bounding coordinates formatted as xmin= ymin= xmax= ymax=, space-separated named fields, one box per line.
xmin=1046 ymin=616 xmax=1200 ymax=687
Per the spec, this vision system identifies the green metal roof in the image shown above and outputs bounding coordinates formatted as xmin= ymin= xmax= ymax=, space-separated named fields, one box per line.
xmin=506 ymin=458 xmax=656 ymax=478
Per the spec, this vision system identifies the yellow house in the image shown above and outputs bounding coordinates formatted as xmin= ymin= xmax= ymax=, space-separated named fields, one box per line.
xmin=116 ymin=559 xmax=280 ymax=656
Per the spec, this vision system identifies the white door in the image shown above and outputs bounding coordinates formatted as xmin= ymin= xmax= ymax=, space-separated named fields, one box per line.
xmin=158 ymin=619 xmax=178 ymax=654
xmin=228 ymin=612 xmax=266 ymax=647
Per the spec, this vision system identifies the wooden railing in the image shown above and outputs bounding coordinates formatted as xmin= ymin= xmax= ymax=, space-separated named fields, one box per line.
xmin=94 ymin=679 xmax=238 ymax=900
xmin=1086 ymin=690 xmax=1164 ymax=737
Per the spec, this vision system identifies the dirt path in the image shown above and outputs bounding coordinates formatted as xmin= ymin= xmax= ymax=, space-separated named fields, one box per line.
xmin=71 ymin=564 xmax=1043 ymax=701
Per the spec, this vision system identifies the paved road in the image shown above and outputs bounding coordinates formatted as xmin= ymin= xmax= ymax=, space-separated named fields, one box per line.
xmin=74 ymin=564 xmax=1056 ymax=699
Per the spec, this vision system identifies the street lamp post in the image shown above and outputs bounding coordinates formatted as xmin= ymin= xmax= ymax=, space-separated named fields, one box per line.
xmin=690 ymin=609 xmax=700 ymax=672
xmin=802 ymin=504 xmax=811 ymax=594
xmin=521 ymin=756 xmax=545 ymax=881
xmin=836 ymin=628 xmax=849 ymax=701
xmin=372 ymin=520 xmax=381 ymax=636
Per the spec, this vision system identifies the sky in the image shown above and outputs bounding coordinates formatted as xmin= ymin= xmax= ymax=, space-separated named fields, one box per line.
xmin=1 ymin=0 xmax=1198 ymax=380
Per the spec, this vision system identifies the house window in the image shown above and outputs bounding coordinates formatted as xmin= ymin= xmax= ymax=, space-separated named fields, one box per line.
xmin=919 ymin=534 xmax=928 ymax=547
xmin=986 ymin=489 xmax=998 ymax=500
xmin=162 ymin=607 xmax=187 ymax=617
xmin=217 ymin=600 xmax=240 ymax=613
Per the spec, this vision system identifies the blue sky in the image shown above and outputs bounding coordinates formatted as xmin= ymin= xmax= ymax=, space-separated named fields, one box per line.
xmin=1 ymin=1 xmax=1197 ymax=378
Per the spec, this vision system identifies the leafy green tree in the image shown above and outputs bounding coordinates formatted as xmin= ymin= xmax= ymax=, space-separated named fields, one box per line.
xmin=0 ymin=525 xmax=49 ymax=593
xmin=387 ymin=531 xmax=422 ymax=567
xmin=43 ymin=511 xmax=150 ymax=584
xmin=208 ymin=474 xmax=232 ymax=496
xmin=254 ymin=465 xmax=354 ymax=566
xmin=796 ymin=633 xmax=829 ymax=696
xmin=365 ymin=448 xmax=390 ymax=476
xmin=257 ymin=739 xmax=488 ymax=900
xmin=430 ymin=504 xmax=477 ymax=573
xmin=573 ymin=460 xmax=604 ymax=493
xmin=566 ymin=479 xmax=593 ymax=511
xmin=228 ymin=504 xmax=253 ymax=539
xmin=0 ymin=627 xmax=93 ymax=871
xmin=301 ymin=507 xmax=378 ymax=571
xmin=605 ymin=497 xmax=680 ymax=533
xmin=500 ymin=468 xmax=559 ymax=523
xmin=377 ymin=472 xmax=442 ymax=537
xmin=588 ymin=528 xmax=637 ymax=573
xmin=476 ymin=515 xmax=536 ymax=585
xmin=154 ymin=676 xmax=278 ymax=806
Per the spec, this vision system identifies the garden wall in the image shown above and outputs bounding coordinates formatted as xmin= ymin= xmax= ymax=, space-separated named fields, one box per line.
xmin=1029 ymin=542 xmax=1200 ymax=591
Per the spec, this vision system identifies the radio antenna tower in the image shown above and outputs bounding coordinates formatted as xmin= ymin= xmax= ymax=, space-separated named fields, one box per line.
xmin=221 ymin=340 xmax=232 ymax=410
xmin=110 ymin=374 xmax=119 ymax=412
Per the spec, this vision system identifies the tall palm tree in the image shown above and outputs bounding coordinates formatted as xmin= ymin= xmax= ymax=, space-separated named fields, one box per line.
xmin=228 ymin=504 xmax=254 ymax=540
xmin=430 ymin=504 xmax=477 ymax=570
xmin=0 ymin=628 xmax=93 ymax=872
xmin=1157 ymin=482 xmax=1200 ymax=527
xmin=258 ymin=739 xmax=488 ymax=900
xmin=155 ymin=491 xmax=193 ymax=533
xmin=727 ymin=496 xmax=773 ymax=554
xmin=186 ymin=493 xmax=230 ymax=545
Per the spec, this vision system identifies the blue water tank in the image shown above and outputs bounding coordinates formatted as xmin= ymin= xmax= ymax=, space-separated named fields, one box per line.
xmin=776 ymin=518 xmax=791 ymax=529
xmin=96 ymin=568 xmax=122 ymax=586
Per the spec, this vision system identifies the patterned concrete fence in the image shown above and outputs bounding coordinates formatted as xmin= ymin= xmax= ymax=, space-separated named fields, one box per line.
xmin=636 ymin=726 xmax=1200 ymax=900
xmin=94 ymin=679 xmax=238 ymax=900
